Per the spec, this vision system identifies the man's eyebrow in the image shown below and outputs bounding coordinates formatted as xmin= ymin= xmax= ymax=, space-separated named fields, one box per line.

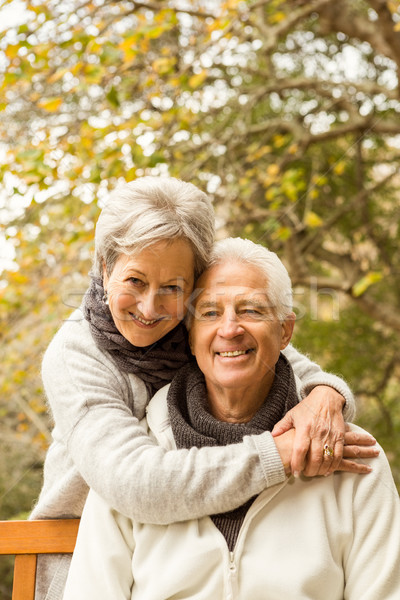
xmin=195 ymin=299 xmax=219 ymax=310
xmin=236 ymin=297 xmax=270 ymax=308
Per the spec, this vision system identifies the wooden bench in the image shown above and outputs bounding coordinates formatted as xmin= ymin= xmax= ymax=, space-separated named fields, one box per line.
xmin=0 ymin=519 xmax=80 ymax=600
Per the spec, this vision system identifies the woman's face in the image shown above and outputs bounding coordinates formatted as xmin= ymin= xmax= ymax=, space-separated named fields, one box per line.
xmin=103 ymin=239 xmax=195 ymax=347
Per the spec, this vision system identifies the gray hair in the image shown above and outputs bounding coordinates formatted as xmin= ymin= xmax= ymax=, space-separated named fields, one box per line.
xmin=188 ymin=237 xmax=293 ymax=324
xmin=93 ymin=176 xmax=215 ymax=279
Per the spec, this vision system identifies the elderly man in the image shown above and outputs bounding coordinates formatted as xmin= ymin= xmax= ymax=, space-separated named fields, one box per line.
xmin=63 ymin=238 xmax=400 ymax=600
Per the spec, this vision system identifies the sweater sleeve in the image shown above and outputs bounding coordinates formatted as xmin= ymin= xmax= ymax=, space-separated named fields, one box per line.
xmin=282 ymin=343 xmax=355 ymax=421
xmin=41 ymin=316 xmax=284 ymax=525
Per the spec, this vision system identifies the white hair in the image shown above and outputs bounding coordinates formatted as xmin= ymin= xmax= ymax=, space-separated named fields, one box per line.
xmin=204 ymin=237 xmax=293 ymax=320
xmin=93 ymin=176 xmax=215 ymax=278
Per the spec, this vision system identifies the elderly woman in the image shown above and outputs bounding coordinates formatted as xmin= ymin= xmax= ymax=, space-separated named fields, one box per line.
xmin=33 ymin=177 xmax=363 ymax=599
xmin=63 ymin=237 xmax=400 ymax=600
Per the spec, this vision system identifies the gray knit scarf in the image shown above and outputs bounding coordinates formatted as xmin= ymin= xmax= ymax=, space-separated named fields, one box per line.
xmin=83 ymin=276 xmax=192 ymax=396
xmin=167 ymin=354 xmax=298 ymax=550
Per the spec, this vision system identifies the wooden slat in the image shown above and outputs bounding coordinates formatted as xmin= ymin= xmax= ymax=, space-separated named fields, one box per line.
xmin=0 ymin=519 xmax=80 ymax=554
xmin=12 ymin=555 xmax=37 ymax=600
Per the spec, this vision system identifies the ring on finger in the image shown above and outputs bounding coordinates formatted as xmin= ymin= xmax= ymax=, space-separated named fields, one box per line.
xmin=323 ymin=444 xmax=334 ymax=458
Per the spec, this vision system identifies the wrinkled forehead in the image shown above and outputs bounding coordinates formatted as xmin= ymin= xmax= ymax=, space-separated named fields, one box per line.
xmin=193 ymin=284 xmax=270 ymax=308
xmin=194 ymin=262 xmax=268 ymax=300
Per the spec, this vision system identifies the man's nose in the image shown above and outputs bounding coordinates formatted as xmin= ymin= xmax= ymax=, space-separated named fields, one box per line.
xmin=217 ymin=309 xmax=245 ymax=338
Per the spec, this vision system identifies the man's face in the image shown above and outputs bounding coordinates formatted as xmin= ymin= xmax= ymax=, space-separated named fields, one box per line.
xmin=189 ymin=261 xmax=295 ymax=399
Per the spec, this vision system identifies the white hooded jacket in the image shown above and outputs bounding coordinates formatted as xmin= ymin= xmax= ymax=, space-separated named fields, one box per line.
xmin=63 ymin=385 xmax=400 ymax=600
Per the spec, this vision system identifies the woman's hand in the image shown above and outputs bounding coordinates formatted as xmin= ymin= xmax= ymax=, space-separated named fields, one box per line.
xmin=273 ymin=423 xmax=378 ymax=477
xmin=272 ymin=385 xmax=347 ymax=477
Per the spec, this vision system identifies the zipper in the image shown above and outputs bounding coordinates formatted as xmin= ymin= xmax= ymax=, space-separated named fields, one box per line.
xmin=225 ymin=486 xmax=287 ymax=598
xmin=226 ymin=551 xmax=237 ymax=600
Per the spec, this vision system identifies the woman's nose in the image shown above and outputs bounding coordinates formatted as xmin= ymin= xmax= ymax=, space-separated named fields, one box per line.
xmin=137 ymin=290 xmax=161 ymax=319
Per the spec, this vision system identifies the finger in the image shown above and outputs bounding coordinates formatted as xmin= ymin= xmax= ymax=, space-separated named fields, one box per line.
xmin=290 ymin=430 xmax=312 ymax=476
xmin=327 ymin=436 xmax=345 ymax=474
xmin=303 ymin=417 xmax=337 ymax=477
xmin=343 ymin=444 xmax=380 ymax=459
xmin=271 ymin=414 xmax=293 ymax=437
xmin=301 ymin=439 xmax=326 ymax=477
xmin=334 ymin=458 xmax=373 ymax=474
xmin=344 ymin=430 xmax=376 ymax=447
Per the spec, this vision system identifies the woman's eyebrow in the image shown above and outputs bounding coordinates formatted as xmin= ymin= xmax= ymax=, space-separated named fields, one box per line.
xmin=163 ymin=276 xmax=191 ymax=285
xmin=122 ymin=269 xmax=190 ymax=285
xmin=122 ymin=267 xmax=146 ymax=277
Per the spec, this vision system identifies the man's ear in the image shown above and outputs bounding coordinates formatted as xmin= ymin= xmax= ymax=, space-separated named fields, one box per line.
xmin=280 ymin=312 xmax=296 ymax=349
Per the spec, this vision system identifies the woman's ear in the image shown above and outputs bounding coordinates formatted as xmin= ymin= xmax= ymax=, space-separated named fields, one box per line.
xmin=280 ymin=312 xmax=296 ymax=349
xmin=102 ymin=261 xmax=109 ymax=289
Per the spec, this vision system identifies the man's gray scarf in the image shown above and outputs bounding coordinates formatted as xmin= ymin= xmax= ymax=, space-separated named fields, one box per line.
xmin=167 ymin=355 xmax=299 ymax=550
xmin=83 ymin=275 xmax=192 ymax=396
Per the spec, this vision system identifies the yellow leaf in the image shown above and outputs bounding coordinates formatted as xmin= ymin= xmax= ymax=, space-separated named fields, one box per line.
xmin=271 ymin=226 xmax=291 ymax=241
xmin=48 ymin=68 xmax=69 ymax=84
xmin=152 ymin=57 xmax=176 ymax=75
xmin=304 ymin=211 xmax=323 ymax=228
xmin=272 ymin=134 xmax=287 ymax=148
xmin=269 ymin=11 xmax=286 ymax=24
xmin=311 ymin=174 xmax=328 ymax=186
xmin=188 ymin=70 xmax=208 ymax=89
xmin=333 ymin=161 xmax=346 ymax=175
xmin=352 ymin=272 xmax=383 ymax=297
xmin=5 ymin=44 xmax=19 ymax=59
xmin=71 ymin=62 xmax=83 ymax=75
xmin=266 ymin=164 xmax=280 ymax=177
xmin=265 ymin=187 xmax=279 ymax=201
xmin=119 ymin=35 xmax=139 ymax=60
xmin=84 ymin=64 xmax=104 ymax=83
xmin=38 ymin=97 xmax=63 ymax=112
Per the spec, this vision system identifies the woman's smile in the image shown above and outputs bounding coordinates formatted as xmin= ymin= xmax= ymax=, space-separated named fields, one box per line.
xmin=129 ymin=312 xmax=164 ymax=327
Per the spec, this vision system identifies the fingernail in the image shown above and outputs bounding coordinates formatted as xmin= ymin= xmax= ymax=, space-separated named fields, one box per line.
xmin=293 ymin=471 xmax=300 ymax=478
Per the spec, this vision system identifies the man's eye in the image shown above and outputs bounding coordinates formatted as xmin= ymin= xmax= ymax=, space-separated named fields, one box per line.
xmin=200 ymin=310 xmax=218 ymax=319
xmin=240 ymin=308 xmax=265 ymax=319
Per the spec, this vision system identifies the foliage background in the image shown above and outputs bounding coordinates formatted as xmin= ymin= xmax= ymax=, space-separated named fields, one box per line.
xmin=1 ymin=0 xmax=400 ymax=597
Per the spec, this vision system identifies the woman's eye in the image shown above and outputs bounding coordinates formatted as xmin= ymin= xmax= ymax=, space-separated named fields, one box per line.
xmin=127 ymin=277 xmax=144 ymax=287
xmin=161 ymin=285 xmax=183 ymax=294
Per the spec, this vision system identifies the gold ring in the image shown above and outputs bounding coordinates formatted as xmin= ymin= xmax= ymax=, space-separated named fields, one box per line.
xmin=323 ymin=444 xmax=334 ymax=458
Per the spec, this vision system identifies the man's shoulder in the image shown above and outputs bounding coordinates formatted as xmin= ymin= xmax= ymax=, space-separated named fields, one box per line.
xmin=145 ymin=384 xmax=176 ymax=450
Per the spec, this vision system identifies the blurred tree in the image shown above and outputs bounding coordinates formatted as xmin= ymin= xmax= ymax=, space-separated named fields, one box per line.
xmin=0 ymin=0 xmax=399 ymax=536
